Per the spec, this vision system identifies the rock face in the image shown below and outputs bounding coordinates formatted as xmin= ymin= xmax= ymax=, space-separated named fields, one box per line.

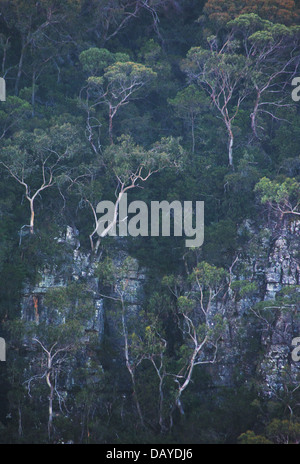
xmin=258 ymin=221 xmax=300 ymax=393
xmin=228 ymin=219 xmax=300 ymax=393
xmin=265 ymin=221 xmax=299 ymax=299
xmin=21 ymin=226 xmax=95 ymax=325
xmin=20 ymin=221 xmax=300 ymax=394
xmin=21 ymin=227 xmax=145 ymax=343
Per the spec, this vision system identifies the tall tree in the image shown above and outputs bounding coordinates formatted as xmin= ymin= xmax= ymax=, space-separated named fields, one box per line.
xmin=80 ymin=48 xmax=156 ymax=144
xmin=0 ymin=124 xmax=81 ymax=234
xmin=227 ymin=14 xmax=300 ymax=138
xmin=163 ymin=262 xmax=228 ymax=425
xmin=72 ymin=135 xmax=184 ymax=251
xmin=255 ymin=176 xmax=300 ymax=219
xmin=27 ymin=284 xmax=94 ymax=441
xmin=182 ymin=45 xmax=250 ymax=167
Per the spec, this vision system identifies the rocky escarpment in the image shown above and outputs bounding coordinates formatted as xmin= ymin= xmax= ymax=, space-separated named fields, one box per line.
xmin=21 ymin=226 xmax=103 ymax=338
xmin=21 ymin=226 xmax=145 ymax=344
xmin=20 ymin=220 xmax=300 ymax=395
xmin=257 ymin=220 xmax=300 ymax=393
xmin=217 ymin=219 xmax=300 ymax=392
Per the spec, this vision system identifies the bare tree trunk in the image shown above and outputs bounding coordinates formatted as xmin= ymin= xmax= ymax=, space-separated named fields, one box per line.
xmin=149 ymin=353 xmax=167 ymax=433
xmin=223 ymin=109 xmax=234 ymax=168
xmin=46 ymin=355 xmax=54 ymax=441
xmin=130 ymin=370 xmax=144 ymax=428
xmin=251 ymin=88 xmax=261 ymax=138
xmin=224 ymin=118 xmax=234 ymax=167
xmin=29 ymin=199 xmax=35 ymax=234
xmin=121 ymin=300 xmax=144 ymax=428
xmin=108 ymin=104 xmax=113 ymax=144
xmin=158 ymin=373 xmax=165 ymax=433
xmin=228 ymin=131 xmax=234 ymax=168
xmin=174 ymin=344 xmax=200 ymax=416
xmin=48 ymin=382 xmax=54 ymax=441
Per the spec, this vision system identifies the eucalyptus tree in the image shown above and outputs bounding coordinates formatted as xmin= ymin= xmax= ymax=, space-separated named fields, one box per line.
xmin=0 ymin=96 xmax=31 ymax=140
xmin=227 ymin=14 xmax=300 ymax=139
xmin=6 ymin=282 xmax=96 ymax=442
xmin=182 ymin=14 xmax=300 ymax=165
xmin=0 ymin=123 xmax=82 ymax=234
xmin=30 ymin=286 xmax=94 ymax=442
xmin=79 ymin=47 xmax=157 ymax=144
xmin=122 ymin=262 xmax=228 ymax=433
xmin=73 ymin=134 xmax=184 ymax=252
xmin=255 ymin=176 xmax=300 ymax=219
xmin=97 ymin=256 xmax=147 ymax=428
xmin=163 ymin=262 xmax=228 ymax=426
xmin=182 ymin=43 xmax=251 ymax=167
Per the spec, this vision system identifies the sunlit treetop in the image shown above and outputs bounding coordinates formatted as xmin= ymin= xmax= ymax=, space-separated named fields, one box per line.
xmin=203 ymin=0 xmax=300 ymax=26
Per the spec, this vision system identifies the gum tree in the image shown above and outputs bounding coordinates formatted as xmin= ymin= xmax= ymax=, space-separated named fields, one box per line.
xmin=227 ymin=14 xmax=300 ymax=138
xmin=79 ymin=48 xmax=156 ymax=144
xmin=74 ymin=134 xmax=184 ymax=251
xmin=128 ymin=262 xmax=228 ymax=433
xmin=8 ymin=283 xmax=96 ymax=442
xmin=82 ymin=0 xmax=174 ymax=45
xmin=0 ymin=96 xmax=31 ymax=140
xmin=255 ymin=177 xmax=300 ymax=219
xmin=164 ymin=262 xmax=228 ymax=424
xmin=182 ymin=45 xmax=250 ymax=167
xmin=203 ymin=0 xmax=299 ymax=27
xmin=0 ymin=124 xmax=81 ymax=234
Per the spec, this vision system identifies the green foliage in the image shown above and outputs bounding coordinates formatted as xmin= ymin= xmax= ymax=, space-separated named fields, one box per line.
xmin=104 ymin=61 xmax=156 ymax=87
xmin=191 ymin=261 xmax=227 ymax=282
xmin=1 ymin=0 xmax=300 ymax=444
xmin=255 ymin=176 xmax=300 ymax=206
xmin=239 ymin=419 xmax=300 ymax=444
xmin=203 ymin=0 xmax=299 ymax=27
xmin=238 ymin=430 xmax=273 ymax=444
xmin=266 ymin=419 xmax=300 ymax=444
xmin=95 ymin=257 xmax=116 ymax=287
xmin=103 ymin=134 xmax=184 ymax=183
xmin=231 ymin=280 xmax=258 ymax=299
xmin=80 ymin=48 xmax=116 ymax=75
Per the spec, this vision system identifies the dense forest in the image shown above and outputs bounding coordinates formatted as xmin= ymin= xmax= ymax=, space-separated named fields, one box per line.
xmin=0 ymin=0 xmax=300 ymax=444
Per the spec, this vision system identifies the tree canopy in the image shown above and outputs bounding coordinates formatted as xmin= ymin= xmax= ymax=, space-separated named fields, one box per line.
xmin=0 ymin=0 xmax=299 ymax=445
